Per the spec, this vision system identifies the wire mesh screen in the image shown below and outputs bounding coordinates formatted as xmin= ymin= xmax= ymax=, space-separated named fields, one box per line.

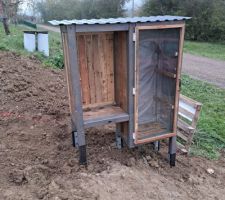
xmin=136 ymin=28 xmax=180 ymax=140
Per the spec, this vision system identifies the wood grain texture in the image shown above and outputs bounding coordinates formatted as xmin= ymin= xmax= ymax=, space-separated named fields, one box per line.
xmin=62 ymin=31 xmax=75 ymax=120
xmin=76 ymin=32 xmax=114 ymax=106
xmin=114 ymin=31 xmax=128 ymax=111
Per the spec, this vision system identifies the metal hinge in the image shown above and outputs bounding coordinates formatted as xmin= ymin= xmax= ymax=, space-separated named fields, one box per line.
xmin=133 ymin=88 xmax=136 ymax=95
xmin=133 ymin=32 xmax=136 ymax=42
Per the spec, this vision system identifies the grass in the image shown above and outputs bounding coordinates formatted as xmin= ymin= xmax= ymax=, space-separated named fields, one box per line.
xmin=0 ymin=24 xmax=63 ymax=69
xmin=1 ymin=24 xmax=225 ymax=159
xmin=182 ymin=75 xmax=225 ymax=159
xmin=184 ymin=40 xmax=225 ymax=61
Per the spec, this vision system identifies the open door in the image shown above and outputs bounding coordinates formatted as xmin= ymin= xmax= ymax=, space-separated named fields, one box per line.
xmin=134 ymin=24 xmax=185 ymax=145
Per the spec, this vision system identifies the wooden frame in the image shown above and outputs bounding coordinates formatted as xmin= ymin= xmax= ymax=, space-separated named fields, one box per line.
xmin=134 ymin=23 xmax=185 ymax=145
xmin=59 ymin=20 xmax=187 ymax=165
xmin=177 ymin=94 xmax=202 ymax=152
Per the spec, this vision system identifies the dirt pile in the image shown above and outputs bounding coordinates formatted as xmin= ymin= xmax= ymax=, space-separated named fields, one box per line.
xmin=0 ymin=51 xmax=225 ymax=200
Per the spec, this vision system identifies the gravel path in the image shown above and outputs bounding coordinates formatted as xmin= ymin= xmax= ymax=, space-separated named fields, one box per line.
xmin=38 ymin=24 xmax=225 ymax=89
xmin=182 ymin=53 xmax=225 ymax=88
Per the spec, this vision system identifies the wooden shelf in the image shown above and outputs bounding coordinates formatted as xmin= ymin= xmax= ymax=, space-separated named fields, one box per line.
xmin=155 ymin=68 xmax=176 ymax=79
xmin=83 ymin=105 xmax=129 ymax=128
xmin=136 ymin=122 xmax=167 ymax=140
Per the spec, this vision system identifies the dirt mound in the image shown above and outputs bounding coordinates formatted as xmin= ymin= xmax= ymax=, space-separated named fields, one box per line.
xmin=0 ymin=51 xmax=225 ymax=200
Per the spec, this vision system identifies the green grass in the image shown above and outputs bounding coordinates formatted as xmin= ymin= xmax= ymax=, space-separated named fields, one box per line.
xmin=184 ymin=40 xmax=225 ymax=61
xmin=0 ymin=24 xmax=63 ymax=69
xmin=182 ymin=75 xmax=225 ymax=159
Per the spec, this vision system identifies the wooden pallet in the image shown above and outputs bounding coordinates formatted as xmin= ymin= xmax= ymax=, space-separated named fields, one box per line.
xmin=177 ymin=94 xmax=202 ymax=153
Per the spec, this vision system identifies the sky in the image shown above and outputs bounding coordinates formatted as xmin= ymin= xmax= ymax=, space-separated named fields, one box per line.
xmin=19 ymin=0 xmax=145 ymax=16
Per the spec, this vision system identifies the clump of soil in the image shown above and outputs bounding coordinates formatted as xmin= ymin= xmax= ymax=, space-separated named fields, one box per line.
xmin=0 ymin=51 xmax=225 ymax=200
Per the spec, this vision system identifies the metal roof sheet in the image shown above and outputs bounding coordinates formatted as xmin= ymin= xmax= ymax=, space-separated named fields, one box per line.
xmin=49 ymin=16 xmax=190 ymax=26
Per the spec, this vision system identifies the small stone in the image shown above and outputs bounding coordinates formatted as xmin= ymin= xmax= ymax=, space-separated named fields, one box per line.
xmin=49 ymin=180 xmax=60 ymax=191
xmin=207 ymin=168 xmax=215 ymax=175
xmin=143 ymin=157 xmax=148 ymax=165
xmin=9 ymin=169 xmax=27 ymax=185
xmin=146 ymin=155 xmax=152 ymax=161
xmin=149 ymin=160 xmax=159 ymax=168
xmin=41 ymin=159 xmax=49 ymax=165
xmin=120 ymin=173 xmax=125 ymax=180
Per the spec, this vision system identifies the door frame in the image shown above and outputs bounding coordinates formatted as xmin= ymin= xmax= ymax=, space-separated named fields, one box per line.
xmin=134 ymin=23 xmax=185 ymax=145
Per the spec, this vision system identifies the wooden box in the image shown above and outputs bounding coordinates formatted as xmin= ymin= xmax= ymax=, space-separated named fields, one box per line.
xmin=50 ymin=16 xmax=189 ymax=165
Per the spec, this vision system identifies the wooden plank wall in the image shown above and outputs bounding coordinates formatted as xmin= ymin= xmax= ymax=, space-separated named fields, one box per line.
xmin=114 ymin=31 xmax=128 ymax=112
xmin=114 ymin=31 xmax=129 ymax=143
xmin=76 ymin=32 xmax=115 ymax=106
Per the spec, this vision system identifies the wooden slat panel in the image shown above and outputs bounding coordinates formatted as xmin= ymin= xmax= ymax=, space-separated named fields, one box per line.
xmin=179 ymin=101 xmax=196 ymax=115
xmin=92 ymin=34 xmax=102 ymax=103
xmin=178 ymin=106 xmax=194 ymax=122
xmin=114 ymin=31 xmax=128 ymax=111
xmin=105 ymin=33 xmax=115 ymax=102
xmin=180 ymin=94 xmax=202 ymax=109
xmin=177 ymin=131 xmax=188 ymax=141
xmin=85 ymin=34 xmax=96 ymax=104
xmin=177 ymin=119 xmax=194 ymax=133
xmin=98 ymin=34 xmax=108 ymax=102
xmin=77 ymin=32 xmax=115 ymax=106
xmin=77 ymin=35 xmax=91 ymax=104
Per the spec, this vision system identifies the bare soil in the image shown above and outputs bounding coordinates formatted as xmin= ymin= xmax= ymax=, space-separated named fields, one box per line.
xmin=0 ymin=51 xmax=225 ymax=200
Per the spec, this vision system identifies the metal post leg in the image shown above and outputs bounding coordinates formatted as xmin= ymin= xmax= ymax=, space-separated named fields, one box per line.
xmin=154 ymin=141 xmax=160 ymax=152
xmin=71 ymin=120 xmax=78 ymax=148
xmin=115 ymin=124 xmax=122 ymax=149
xmin=168 ymin=136 xmax=177 ymax=167
xmin=79 ymin=145 xmax=87 ymax=165
xmin=77 ymin=131 xmax=87 ymax=165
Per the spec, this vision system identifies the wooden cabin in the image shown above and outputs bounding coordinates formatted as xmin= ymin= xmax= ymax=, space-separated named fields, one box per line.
xmin=50 ymin=16 xmax=190 ymax=166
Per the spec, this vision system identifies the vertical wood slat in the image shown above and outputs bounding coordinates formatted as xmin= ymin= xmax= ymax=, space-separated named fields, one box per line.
xmin=85 ymin=34 xmax=96 ymax=104
xmin=92 ymin=34 xmax=102 ymax=103
xmin=114 ymin=32 xmax=128 ymax=111
xmin=98 ymin=34 xmax=108 ymax=102
xmin=77 ymin=35 xmax=91 ymax=105
xmin=106 ymin=33 xmax=115 ymax=102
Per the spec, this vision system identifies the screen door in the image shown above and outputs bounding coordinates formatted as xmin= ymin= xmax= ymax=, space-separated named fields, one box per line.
xmin=134 ymin=25 xmax=183 ymax=144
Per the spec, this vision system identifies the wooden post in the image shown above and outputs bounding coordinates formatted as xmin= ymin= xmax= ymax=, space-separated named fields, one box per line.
xmin=127 ymin=24 xmax=135 ymax=148
xmin=66 ymin=25 xmax=86 ymax=165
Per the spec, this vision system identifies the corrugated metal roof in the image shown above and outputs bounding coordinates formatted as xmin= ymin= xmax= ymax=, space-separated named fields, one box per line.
xmin=49 ymin=16 xmax=190 ymax=26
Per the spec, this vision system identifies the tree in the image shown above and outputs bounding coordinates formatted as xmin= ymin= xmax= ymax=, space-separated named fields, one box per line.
xmin=36 ymin=0 xmax=128 ymax=23
xmin=141 ymin=0 xmax=225 ymax=42
xmin=0 ymin=0 xmax=24 ymax=35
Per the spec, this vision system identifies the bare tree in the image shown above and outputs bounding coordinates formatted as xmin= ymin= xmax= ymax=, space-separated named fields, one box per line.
xmin=0 ymin=0 xmax=23 ymax=35
xmin=0 ymin=0 xmax=10 ymax=35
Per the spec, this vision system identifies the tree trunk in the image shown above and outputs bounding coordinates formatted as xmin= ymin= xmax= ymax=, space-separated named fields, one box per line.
xmin=2 ymin=17 xmax=10 ymax=35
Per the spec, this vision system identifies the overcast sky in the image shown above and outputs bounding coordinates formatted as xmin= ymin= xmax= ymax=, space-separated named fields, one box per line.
xmin=19 ymin=0 xmax=145 ymax=16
